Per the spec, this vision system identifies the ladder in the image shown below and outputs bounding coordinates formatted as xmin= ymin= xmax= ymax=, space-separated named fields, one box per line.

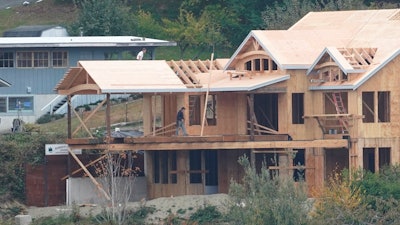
xmin=332 ymin=92 xmax=348 ymax=133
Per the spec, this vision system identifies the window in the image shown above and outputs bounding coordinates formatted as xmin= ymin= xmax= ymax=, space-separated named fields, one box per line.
xmin=190 ymin=150 xmax=202 ymax=183
xmin=0 ymin=52 xmax=14 ymax=67
xmin=379 ymin=148 xmax=390 ymax=168
xmin=292 ymin=93 xmax=304 ymax=124
xmin=34 ymin=52 xmax=49 ymax=67
xmin=293 ymin=149 xmax=305 ymax=181
xmin=153 ymin=151 xmax=177 ymax=184
xmin=8 ymin=97 xmax=33 ymax=112
xmin=16 ymin=52 xmax=32 ymax=67
xmin=0 ymin=97 xmax=6 ymax=112
xmin=362 ymin=92 xmax=374 ymax=123
xmin=363 ymin=147 xmax=391 ymax=173
xmin=378 ymin=91 xmax=390 ymax=122
xmin=189 ymin=95 xmax=201 ymax=125
xmin=206 ymin=95 xmax=217 ymax=126
xmin=16 ymin=51 xmax=50 ymax=68
xmin=245 ymin=58 xmax=278 ymax=72
xmin=52 ymin=51 xmax=68 ymax=67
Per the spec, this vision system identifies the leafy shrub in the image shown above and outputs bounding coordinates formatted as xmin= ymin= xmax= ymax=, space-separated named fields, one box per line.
xmin=36 ymin=114 xmax=64 ymax=124
xmin=189 ymin=205 xmax=222 ymax=224
xmin=227 ymin=155 xmax=309 ymax=225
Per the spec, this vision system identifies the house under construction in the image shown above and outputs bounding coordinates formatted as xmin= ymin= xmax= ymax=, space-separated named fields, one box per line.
xmin=53 ymin=9 xmax=400 ymax=201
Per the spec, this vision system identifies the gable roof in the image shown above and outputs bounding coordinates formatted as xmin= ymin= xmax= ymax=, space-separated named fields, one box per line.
xmin=56 ymin=60 xmax=188 ymax=95
xmin=225 ymin=9 xmax=400 ymax=90
xmin=56 ymin=60 xmax=290 ymax=94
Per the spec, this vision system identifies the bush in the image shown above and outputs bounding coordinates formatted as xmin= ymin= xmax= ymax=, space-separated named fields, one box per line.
xmin=36 ymin=114 xmax=64 ymax=124
xmin=189 ymin=205 xmax=223 ymax=224
xmin=227 ymin=155 xmax=309 ymax=225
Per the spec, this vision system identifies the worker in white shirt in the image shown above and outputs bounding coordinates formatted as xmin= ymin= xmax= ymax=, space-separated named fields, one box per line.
xmin=136 ymin=48 xmax=147 ymax=60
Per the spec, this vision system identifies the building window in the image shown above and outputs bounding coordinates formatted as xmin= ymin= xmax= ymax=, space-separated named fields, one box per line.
xmin=363 ymin=147 xmax=391 ymax=173
xmin=378 ymin=91 xmax=390 ymax=122
xmin=8 ymin=97 xmax=33 ymax=112
xmin=16 ymin=51 xmax=50 ymax=68
xmin=189 ymin=95 xmax=201 ymax=125
xmin=379 ymin=148 xmax=390 ymax=168
xmin=16 ymin=52 xmax=32 ymax=67
xmin=292 ymin=93 xmax=304 ymax=124
xmin=34 ymin=52 xmax=49 ymax=67
xmin=206 ymin=94 xmax=217 ymax=126
xmin=52 ymin=51 xmax=68 ymax=67
xmin=0 ymin=52 xmax=14 ymax=67
xmin=190 ymin=150 xmax=202 ymax=183
xmin=362 ymin=92 xmax=374 ymax=123
xmin=0 ymin=97 xmax=6 ymax=112
xmin=293 ymin=149 xmax=305 ymax=181
xmin=153 ymin=151 xmax=177 ymax=184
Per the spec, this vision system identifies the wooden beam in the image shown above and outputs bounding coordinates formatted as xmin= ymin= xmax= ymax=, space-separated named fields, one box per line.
xmin=72 ymin=98 xmax=107 ymax=136
xmin=69 ymin=101 xmax=93 ymax=138
xmin=67 ymin=139 xmax=348 ymax=151
xmin=61 ymin=155 xmax=107 ymax=180
xmin=67 ymin=147 xmax=110 ymax=200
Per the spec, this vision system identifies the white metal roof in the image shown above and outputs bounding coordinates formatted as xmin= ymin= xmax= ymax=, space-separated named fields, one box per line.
xmin=0 ymin=36 xmax=176 ymax=48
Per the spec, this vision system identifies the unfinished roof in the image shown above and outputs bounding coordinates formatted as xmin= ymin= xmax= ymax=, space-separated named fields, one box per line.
xmin=56 ymin=59 xmax=289 ymax=94
xmin=225 ymin=9 xmax=400 ymax=90
xmin=56 ymin=60 xmax=188 ymax=94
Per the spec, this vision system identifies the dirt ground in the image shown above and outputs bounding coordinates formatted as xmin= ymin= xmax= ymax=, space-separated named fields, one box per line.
xmin=26 ymin=194 xmax=231 ymax=224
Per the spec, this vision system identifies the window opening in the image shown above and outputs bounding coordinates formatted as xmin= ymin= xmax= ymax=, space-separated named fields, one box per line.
xmin=153 ymin=151 xmax=160 ymax=183
xmin=263 ymin=59 xmax=269 ymax=71
xmin=379 ymin=148 xmax=390 ymax=169
xmin=378 ymin=91 xmax=390 ymax=122
xmin=293 ymin=149 xmax=305 ymax=181
xmin=362 ymin=92 xmax=374 ymax=123
xmin=189 ymin=95 xmax=201 ymax=125
xmin=190 ymin=150 xmax=202 ymax=183
xmin=363 ymin=148 xmax=375 ymax=173
xmin=245 ymin=61 xmax=251 ymax=70
xmin=255 ymin=59 xmax=260 ymax=71
xmin=206 ymin=94 xmax=217 ymax=126
xmin=292 ymin=93 xmax=304 ymax=124
xmin=272 ymin=60 xmax=278 ymax=70
xmin=205 ymin=150 xmax=218 ymax=186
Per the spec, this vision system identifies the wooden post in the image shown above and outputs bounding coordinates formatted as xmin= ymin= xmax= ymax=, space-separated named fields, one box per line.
xmin=201 ymin=53 xmax=214 ymax=136
xmin=248 ymin=94 xmax=256 ymax=167
xmin=67 ymin=147 xmax=110 ymax=200
xmin=67 ymin=95 xmax=72 ymax=139
xmin=106 ymin=93 xmax=111 ymax=142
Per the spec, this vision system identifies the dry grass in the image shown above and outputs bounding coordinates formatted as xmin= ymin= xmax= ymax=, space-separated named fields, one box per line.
xmin=39 ymin=98 xmax=146 ymax=135
xmin=0 ymin=1 xmax=78 ymax=34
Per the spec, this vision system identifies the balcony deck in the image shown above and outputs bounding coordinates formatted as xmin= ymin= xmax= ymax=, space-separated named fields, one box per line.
xmin=65 ymin=134 xmax=349 ymax=151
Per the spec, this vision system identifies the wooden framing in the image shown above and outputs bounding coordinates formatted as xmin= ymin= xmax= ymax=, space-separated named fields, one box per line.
xmin=53 ymin=9 xmax=400 ymax=200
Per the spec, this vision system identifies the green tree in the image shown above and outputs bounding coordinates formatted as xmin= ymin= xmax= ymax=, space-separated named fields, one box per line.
xmin=70 ymin=0 xmax=132 ymax=36
xmin=227 ymin=155 xmax=310 ymax=225
xmin=162 ymin=9 xmax=206 ymax=58
xmin=131 ymin=10 xmax=165 ymax=39
xmin=262 ymin=0 xmax=366 ymax=30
